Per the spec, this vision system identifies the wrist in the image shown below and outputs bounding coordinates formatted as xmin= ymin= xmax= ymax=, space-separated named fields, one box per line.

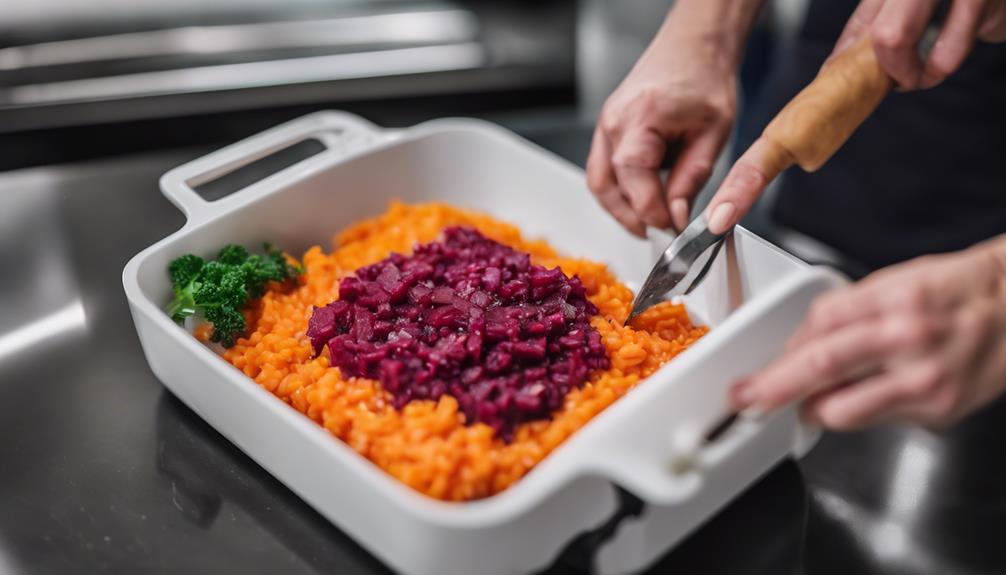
xmin=662 ymin=0 xmax=765 ymax=70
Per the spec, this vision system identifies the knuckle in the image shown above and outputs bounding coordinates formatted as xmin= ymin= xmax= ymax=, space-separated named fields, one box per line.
xmin=613 ymin=146 xmax=662 ymax=171
xmin=634 ymin=87 xmax=661 ymax=116
xmin=807 ymin=347 xmax=838 ymax=378
xmin=723 ymin=162 xmax=769 ymax=199
xmin=873 ymin=23 xmax=911 ymax=51
xmin=599 ymin=103 xmax=622 ymax=135
xmin=963 ymin=300 xmax=997 ymax=338
xmin=897 ymin=315 xmax=937 ymax=348
xmin=898 ymin=283 xmax=928 ymax=313
xmin=706 ymin=96 xmax=736 ymax=123
xmin=600 ymin=113 xmax=620 ymax=136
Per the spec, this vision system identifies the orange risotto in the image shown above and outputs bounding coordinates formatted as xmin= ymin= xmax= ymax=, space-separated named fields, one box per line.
xmin=220 ymin=202 xmax=706 ymax=501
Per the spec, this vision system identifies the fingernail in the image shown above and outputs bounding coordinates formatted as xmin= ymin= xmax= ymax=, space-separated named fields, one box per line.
xmin=707 ymin=202 xmax=735 ymax=234
xmin=670 ymin=199 xmax=689 ymax=231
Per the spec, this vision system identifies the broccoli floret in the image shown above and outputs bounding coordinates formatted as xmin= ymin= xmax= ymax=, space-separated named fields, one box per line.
xmin=217 ymin=244 xmax=249 ymax=266
xmin=166 ymin=243 xmax=301 ymax=346
xmin=242 ymin=255 xmax=285 ymax=298
xmin=267 ymin=243 xmax=305 ymax=277
xmin=168 ymin=254 xmax=204 ymax=289
xmin=204 ymin=306 xmax=246 ymax=347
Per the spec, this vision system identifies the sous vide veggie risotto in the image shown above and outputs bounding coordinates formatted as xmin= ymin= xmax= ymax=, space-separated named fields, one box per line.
xmin=167 ymin=202 xmax=706 ymax=501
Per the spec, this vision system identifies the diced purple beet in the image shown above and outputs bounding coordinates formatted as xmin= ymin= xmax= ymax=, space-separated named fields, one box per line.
xmin=306 ymin=305 xmax=337 ymax=354
xmin=469 ymin=289 xmax=492 ymax=309
xmin=477 ymin=402 xmax=500 ymax=422
xmin=461 ymin=366 xmax=484 ymax=385
xmin=338 ymin=276 xmax=364 ymax=299
xmin=352 ymin=311 xmax=375 ymax=342
xmin=514 ymin=391 xmax=543 ymax=412
xmin=524 ymin=321 xmax=547 ymax=337
xmin=427 ymin=306 xmax=465 ymax=329
xmin=380 ymin=360 xmax=406 ymax=393
xmin=498 ymin=279 xmax=529 ymax=302
xmin=409 ymin=284 xmax=432 ymax=304
xmin=512 ymin=338 xmax=547 ymax=360
xmin=485 ymin=347 xmax=513 ymax=373
xmin=375 ymin=302 xmax=394 ymax=320
xmin=482 ymin=267 xmax=502 ymax=292
xmin=306 ymin=226 xmax=610 ymax=440
xmin=376 ymin=264 xmax=401 ymax=291
xmin=530 ymin=266 xmax=565 ymax=288
xmin=430 ymin=286 xmax=455 ymax=305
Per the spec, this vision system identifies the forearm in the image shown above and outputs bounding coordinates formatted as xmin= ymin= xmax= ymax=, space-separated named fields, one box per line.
xmin=661 ymin=0 xmax=768 ymax=69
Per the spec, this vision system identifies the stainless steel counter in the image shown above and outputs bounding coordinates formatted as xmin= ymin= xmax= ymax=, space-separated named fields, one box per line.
xmin=1 ymin=121 xmax=1004 ymax=574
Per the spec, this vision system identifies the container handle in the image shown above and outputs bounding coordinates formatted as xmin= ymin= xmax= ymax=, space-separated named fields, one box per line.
xmin=568 ymin=267 xmax=846 ymax=506
xmin=159 ymin=111 xmax=386 ymax=224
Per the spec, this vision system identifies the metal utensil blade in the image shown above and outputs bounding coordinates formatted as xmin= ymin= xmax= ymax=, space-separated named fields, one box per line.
xmin=626 ymin=215 xmax=727 ymax=324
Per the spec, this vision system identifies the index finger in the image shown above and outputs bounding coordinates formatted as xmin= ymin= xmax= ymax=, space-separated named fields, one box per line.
xmin=871 ymin=0 xmax=941 ymax=89
xmin=920 ymin=0 xmax=983 ymax=88
xmin=703 ymin=137 xmax=790 ymax=234
xmin=731 ymin=319 xmax=897 ymax=412
xmin=786 ymin=282 xmax=884 ymax=350
xmin=587 ymin=127 xmax=647 ymax=237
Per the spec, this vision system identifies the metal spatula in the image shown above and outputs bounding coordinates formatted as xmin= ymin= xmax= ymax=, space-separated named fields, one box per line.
xmin=626 ymin=214 xmax=728 ymax=323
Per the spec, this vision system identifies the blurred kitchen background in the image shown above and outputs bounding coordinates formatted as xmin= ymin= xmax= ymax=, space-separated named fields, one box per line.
xmin=0 ymin=0 xmax=581 ymax=169
xmin=0 ymin=0 xmax=791 ymax=163
xmin=2 ymin=0 xmax=849 ymax=268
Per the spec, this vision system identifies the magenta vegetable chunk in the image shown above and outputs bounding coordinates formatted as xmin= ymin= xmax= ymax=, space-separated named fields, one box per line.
xmin=307 ymin=227 xmax=610 ymax=440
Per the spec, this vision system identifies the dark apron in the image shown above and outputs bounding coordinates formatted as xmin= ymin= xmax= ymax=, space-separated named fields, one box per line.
xmin=752 ymin=0 xmax=1006 ymax=270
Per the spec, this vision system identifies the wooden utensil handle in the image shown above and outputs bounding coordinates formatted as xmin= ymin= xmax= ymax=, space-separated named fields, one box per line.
xmin=762 ymin=34 xmax=892 ymax=173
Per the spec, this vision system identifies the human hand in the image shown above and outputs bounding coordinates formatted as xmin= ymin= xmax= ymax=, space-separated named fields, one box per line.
xmin=729 ymin=243 xmax=1006 ymax=430
xmin=586 ymin=16 xmax=739 ymax=235
xmin=833 ymin=0 xmax=1006 ymax=90
xmin=699 ymin=0 xmax=1006 ymax=238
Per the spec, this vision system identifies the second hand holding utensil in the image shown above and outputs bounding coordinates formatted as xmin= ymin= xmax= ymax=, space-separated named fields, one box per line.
xmin=628 ymin=33 xmax=891 ymax=323
xmin=629 ymin=34 xmax=895 ymax=474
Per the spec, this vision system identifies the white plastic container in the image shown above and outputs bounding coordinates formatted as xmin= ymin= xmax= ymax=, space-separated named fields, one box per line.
xmin=122 ymin=111 xmax=846 ymax=574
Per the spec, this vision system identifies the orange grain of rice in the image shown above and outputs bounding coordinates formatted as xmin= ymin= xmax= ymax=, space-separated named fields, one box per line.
xmin=219 ymin=201 xmax=707 ymax=501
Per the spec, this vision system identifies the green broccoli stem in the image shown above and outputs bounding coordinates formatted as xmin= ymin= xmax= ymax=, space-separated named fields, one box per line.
xmin=167 ymin=287 xmax=197 ymax=323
